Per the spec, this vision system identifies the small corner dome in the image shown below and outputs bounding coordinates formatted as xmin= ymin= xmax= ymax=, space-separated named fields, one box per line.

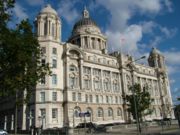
xmin=40 ymin=4 xmax=57 ymax=15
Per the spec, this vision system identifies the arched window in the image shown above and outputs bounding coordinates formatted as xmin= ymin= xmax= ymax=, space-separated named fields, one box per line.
xmin=108 ymin=108 xmax=113 ymax=117
xmin=69 ymin=74 xmax=78 ymax=88
xmin=86 ymin=107 xmax=93 ymax=117
xmin=113 ymin=80 xmax=119 ymax=92
xmin=97 ymin=108 xmax=103 ymax=117
xmin=117 ymin=108 xmax=122 ymax=116
xmin=104 ymin=78 xmax=110 ymax=91
xmin=94 ymin=78 xmax=100 ymax=90
xmin=74 ymin=106 xmax=81 ymax=117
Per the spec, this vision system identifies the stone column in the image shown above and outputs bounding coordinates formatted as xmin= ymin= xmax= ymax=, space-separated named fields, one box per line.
xmin=22 ymin=103 xmax=27 ymax=130
xmin=120 ymin=69 xmax=128 ymax=122
xmin=79 ymin=59 xmax=83 ymax=89
xmin=91 ymin=68 xmax=93 ymax=91
xmin=4 ymin=115 xmax=7 ymax=130
xmin=110 ymin=72 xmax=112 ymax=93
xmin=101 ymin=70 xmax=104 ymax=92
xmin=11 ymin=114 xmax=14 ymax=130
xmin=40 ymin=19 xmax=43 ymax=36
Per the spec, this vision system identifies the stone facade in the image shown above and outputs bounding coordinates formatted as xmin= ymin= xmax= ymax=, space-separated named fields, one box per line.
xmin=0 ymin=4 xmax=174 ymax=131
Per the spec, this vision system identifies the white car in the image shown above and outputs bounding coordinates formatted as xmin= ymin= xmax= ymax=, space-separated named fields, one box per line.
xmin=0 ymin=130 xmax=8 ymax=135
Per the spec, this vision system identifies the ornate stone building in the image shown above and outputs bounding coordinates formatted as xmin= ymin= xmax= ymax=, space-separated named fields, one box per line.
xmin=0 ymin=4 xmax=174 ymax=131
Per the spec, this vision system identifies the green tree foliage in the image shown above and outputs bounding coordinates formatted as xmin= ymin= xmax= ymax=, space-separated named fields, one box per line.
xmin=0 ymin=0 xmax=51 ymax=103
xmin=126 ymin=84 xmax=154 ymax=121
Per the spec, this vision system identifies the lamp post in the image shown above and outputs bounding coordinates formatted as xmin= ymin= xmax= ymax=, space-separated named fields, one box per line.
xmin=27 ymin=112 xmax=34 ymax=135
xmin=127 ymin=56 xmax=146 ymax=134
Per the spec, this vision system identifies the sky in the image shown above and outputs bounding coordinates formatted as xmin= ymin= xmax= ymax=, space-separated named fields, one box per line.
xmin=11 ymin=0 xmax=180 ymax=105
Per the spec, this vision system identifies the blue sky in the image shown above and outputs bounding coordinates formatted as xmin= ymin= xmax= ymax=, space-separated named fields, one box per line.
xmin=12 ymin=0 xmax=180 ymax=105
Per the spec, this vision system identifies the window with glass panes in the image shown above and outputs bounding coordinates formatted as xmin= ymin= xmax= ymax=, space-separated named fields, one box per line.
xmin=52 ymin=47 xmax=57 ymax=55
xmin=52 ymin=92 xmax=57 ymax=101
xmin=40 ymin=108 xmax=46 ymax=117
xmin=52 ymin=108 xmax=58 ymax=119
xmin=52 ymin=74 xmax=57 ymax=85
xmin=40 ymin=76 xmax=46 ymax=84
xmin=72 ymin=92 xmax=76 ymax=101
xmin=85 ymin=94 xmax=88 ymax=102
xmin=78 ymin=93 xmax=81 ymax=101
xmin=40 ymin=92 xmax=45 ymax=102
xmin=52 ymin=59 xmax=57 ymax=68
xmin=96 ymin=95 xmax=99 ymax=103
xmin=89 ymin=95 xmax=93 ymax=103
xmin=41 ymin=47 xmax=46 ymax=54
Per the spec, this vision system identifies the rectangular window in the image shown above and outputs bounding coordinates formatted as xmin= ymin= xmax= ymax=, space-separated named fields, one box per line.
xmin=41 ymin=59 xmax=46 ymax=66
xmin=89 ymin=95 xmax=93 ymax=103
xmin=52 ymin=59 xmax=57 ymax=68
xmin=52 ymin=108 xmax=58 ymax=119
xmin=84 ymin=79 xmax=90 ymax=89
xmin=72 ymin=92 xmax=76 ymax=101
xmin=78 ymin=93 xmax=81 ymax=101
xmin=83 ymin=67 xmax=91 ymax=74
xmin=40 ymin=108 xmax=46 ymax=117
xmin=96 ymin=95 xmax=99 ymax=103
xmin=52 ymin=47 xmax=57 ymax=54
xmin=52 ymin=92 xmax=57 ymax=101
xmin=106 ymin=96 xmax=109 ymax=103
xmin=40 ymin=76 xmax=46 ymax=84
xmin=41 ymin=47 xmax=46 ymax=54
xmin=40 ymin=92 xmax=45 ymax=102
xmin=115 ymin=96 xmax=118 ymax=104
xmin=52 ymin=74 xmax=57 ymax=85
xmin=85 ymin=94 xmax=88 ymax=102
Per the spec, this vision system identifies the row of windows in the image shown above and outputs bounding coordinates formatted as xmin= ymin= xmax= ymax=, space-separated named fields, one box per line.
xmin=74 ymin=107 xmax=123 ymax=118
xmin=40 ymin=74 xmax=57 ymax=85
xmin=41 ymin=47 xmax=57 ymax=55
xmin=40 ymin=108 xmax=58 ymax=119
xmin=72 ymin=93 xmax=123 ymax=104
xmin=41 ymin=59 xmax=57 ymax=68
xmin=72 ymin=92 xmax=81 ymax=101
xmin=40 ymin=91 xmax=57 ymax=102
xmin=85 ymin=55 xmax=118 ymax=67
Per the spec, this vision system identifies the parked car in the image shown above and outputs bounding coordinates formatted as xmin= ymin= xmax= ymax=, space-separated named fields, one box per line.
xmin=75 ymin=122 xmax=106 ymax=133
xmin=75 ymin=122 xmax=94 ymax=128
xmin=0 ymin=130 xmax=8 ymax=135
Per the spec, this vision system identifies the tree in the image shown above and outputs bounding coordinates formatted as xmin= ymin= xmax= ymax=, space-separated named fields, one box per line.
xmin=126 ymin=83 xmax=154 ymax=122
xmin=0 ymin=0 xmax=51 ymax=102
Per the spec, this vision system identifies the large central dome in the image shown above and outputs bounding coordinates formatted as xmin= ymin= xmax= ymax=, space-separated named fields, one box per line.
xmin=73 ymin=17 xmax=98 ymax=31
xmin=68 ymin=7 xmax=107 ymax=54
xmin=71 ymin=7 xmax=101 ymax=36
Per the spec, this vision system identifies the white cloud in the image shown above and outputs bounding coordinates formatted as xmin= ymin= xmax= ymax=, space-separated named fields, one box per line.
xmin=26 ymin=0 xmax=44 ymax=6
xmin=13 ymin=3 xmax=28 ymax=22
xmin=96 ymin=0 xmax=171 ymax=32
xmin=107 ymin=24 xmax=142 ymax=54
xmin=141 ymin=21 xmax=157 ymax=34
xmin=163 ymin=51 xmax=180 ymax=65
xmin=169 ymin=79 xmax=175 ymax=84
xmin=159 ymin=26 xmax=177 ymax=38
xmin=57 ymin=0 xmax=80 ymax=24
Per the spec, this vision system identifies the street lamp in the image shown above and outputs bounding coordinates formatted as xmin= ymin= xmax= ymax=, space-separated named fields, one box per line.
xmin=27 ymin=113 xmax=34 ymax=135
xmin=127 ymin=55 xmax=146 ymax=134
xmin=38 ymin=115 xmax=45 ymax=129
